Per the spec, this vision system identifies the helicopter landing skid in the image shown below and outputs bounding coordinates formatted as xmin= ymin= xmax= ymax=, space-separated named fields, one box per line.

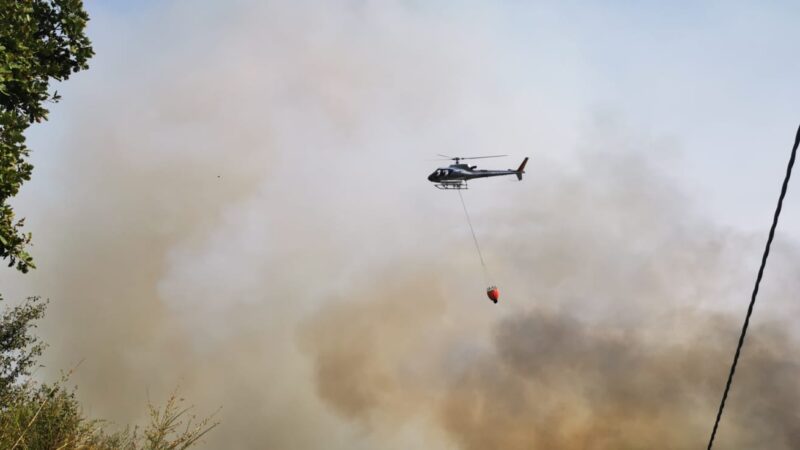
xmin=435 ymin=181 xmax=468 ymax=190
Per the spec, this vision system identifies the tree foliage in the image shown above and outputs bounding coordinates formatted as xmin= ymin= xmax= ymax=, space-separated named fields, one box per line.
xmin=0 ymin=0 xmax=93 ymax=272
xmin=1 ymin=382 xmax=219 ymax=450
xmin=0 ymin=3 xmax=219 ymax=448
xmin=0 ymin=296 xmax=46 ymax=402
xmin=0 ymin=298 xmax=219 ymax=449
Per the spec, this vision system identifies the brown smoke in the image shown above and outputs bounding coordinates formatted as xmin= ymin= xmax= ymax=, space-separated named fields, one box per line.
xmin=301 ymin=230 xmax=800 ymax=449
xmin=299 ymin=124 xmax=800 ymax=448
xmin=1 ymin=2 xmax=799 ymax=449
xmin=304 ymin=293 xmax=800 ymax=449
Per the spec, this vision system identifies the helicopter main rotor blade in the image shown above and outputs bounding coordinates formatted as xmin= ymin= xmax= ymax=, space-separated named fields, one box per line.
xmin=456 ymin=154 xmax=508 ymax=160
xmin=431 ymin=154 xmax=508 ymax=161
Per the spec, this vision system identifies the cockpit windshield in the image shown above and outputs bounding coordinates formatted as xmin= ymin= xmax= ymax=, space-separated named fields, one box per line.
xmin=428 ymin=169 xmax=451 ymax=181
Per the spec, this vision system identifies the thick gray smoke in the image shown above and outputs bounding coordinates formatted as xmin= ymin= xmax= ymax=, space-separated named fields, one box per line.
xmin=300 ymin=131 xmax=800 ymax=449
xmin=304 ymin=297 xmax=800 ymax=449
xmin=1 ymin=1 xmax=798 ymax=449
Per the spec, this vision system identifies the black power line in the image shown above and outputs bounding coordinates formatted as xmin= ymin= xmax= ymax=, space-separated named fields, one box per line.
xmin=707 ymin=123 xmax=800 ymax=450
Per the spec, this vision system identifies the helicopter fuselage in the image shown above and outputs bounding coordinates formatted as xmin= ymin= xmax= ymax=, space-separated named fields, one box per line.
xmin=428 ymin=164 xmax=517 ymax=182
xmin=427 ymin=157 xmax=528 ymax=189
xmin=428 ymin=158 xmax=528 ymax=189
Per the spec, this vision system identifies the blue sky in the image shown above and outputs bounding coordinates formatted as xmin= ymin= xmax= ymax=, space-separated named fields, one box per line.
xmin=70 ymin=0 xmax=800 ymax=237
xmin=499 ymin=1 xmax=800 ymax=235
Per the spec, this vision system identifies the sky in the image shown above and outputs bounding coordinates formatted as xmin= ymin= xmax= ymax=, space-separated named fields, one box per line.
xmin=3 ymin=1 xmax=800 ymax=448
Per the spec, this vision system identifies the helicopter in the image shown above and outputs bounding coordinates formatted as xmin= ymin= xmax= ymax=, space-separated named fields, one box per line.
xmin=427 ymin=154 xmax=528 ymax=190
xmin=427 ymin=154 xmax=528 ymax=305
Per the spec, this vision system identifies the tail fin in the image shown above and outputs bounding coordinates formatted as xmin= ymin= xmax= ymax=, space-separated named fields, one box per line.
xmin=515 ymin=157 xmax=528 ymax=181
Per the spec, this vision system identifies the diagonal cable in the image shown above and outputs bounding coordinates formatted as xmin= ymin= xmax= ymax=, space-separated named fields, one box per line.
xmin=457 ymin=189 xmax=490 ymax=284
xmin=707 ymin=123 xmax=800 ymax=449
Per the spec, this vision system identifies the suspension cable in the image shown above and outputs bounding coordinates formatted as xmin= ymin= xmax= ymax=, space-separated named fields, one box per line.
xmin=707 ymin=123 xmax=800 ymax=449
xmin=457 ymin=189 xmax=491 ymax=284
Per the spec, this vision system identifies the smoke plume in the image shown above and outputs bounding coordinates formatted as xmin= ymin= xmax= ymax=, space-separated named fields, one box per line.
xmin=1 ymin=1 xmax=798 ymax=449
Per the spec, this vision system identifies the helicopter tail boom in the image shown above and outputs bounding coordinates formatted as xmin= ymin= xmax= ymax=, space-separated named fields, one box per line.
xmin=515 ymin=157 xmax=529 ymax=181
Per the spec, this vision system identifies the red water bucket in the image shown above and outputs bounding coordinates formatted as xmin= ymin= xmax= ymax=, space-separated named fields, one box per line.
xmin=486 ymin=286 xmax=499 ymax=303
